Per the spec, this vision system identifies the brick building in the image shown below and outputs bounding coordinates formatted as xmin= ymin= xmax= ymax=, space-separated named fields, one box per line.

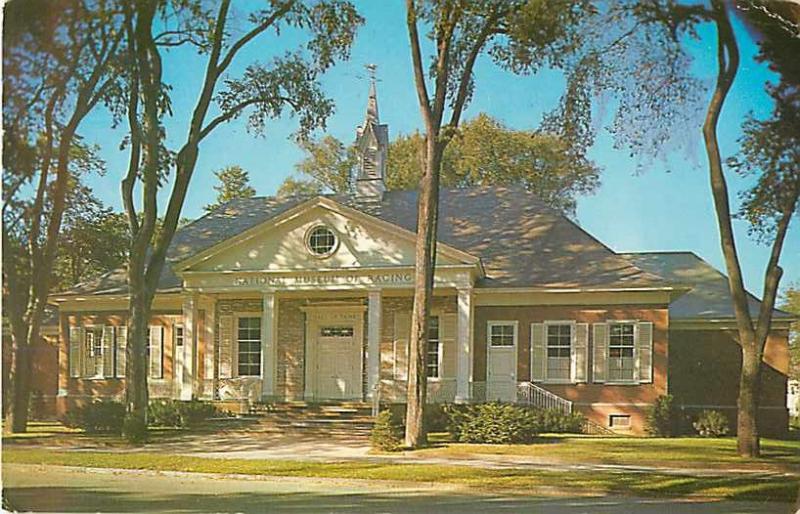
xmin=49 ymin=82 xmax=793 ymax=435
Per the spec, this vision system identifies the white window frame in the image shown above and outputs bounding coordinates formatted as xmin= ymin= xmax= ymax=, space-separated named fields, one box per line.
xmin=148 ymin=325 xmax=165 ymax=381
xmin=543 ymin=320 xmax=575 ymax=384
xmin=426 ymin=315 xmax=442 ymax=380
xmin=487 ymin=321 xmax=518 ymax=348
xmin=83 ymin=325 xmax=104 ymax=379
xmin=174 ymin=324 xmax=184 ymax=347
xmin=606 ymin=320 xmax=637 ymax=384
xmin=235 ymin=315 xmax=262 ymax=378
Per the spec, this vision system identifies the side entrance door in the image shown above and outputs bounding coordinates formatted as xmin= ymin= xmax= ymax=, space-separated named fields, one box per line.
xmin=486 ymin=321 xmax=518 ymax=402
xmin=315 ymin=326 xmax=361 ymax=400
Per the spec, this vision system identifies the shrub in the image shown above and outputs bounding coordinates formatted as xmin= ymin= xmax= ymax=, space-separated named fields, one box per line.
xmin=122 ymin=414 xmax=148 ymax=444
xmin=63 ymin=400 xmax=125 ymax=434
xmin=693 ymin=410 xmax=730 ymax=437
xmin=147 ymin=400 xmax=217 ymax=428
xmin=532 ymin=409 xmax=586 ymax=434
xmin=370 ymin=410 xmax=403 ymax=452
xmin=448 ymin=402 xmax=539 ymax=444
xmin=646 ymin=395 xmax=680 ymax=437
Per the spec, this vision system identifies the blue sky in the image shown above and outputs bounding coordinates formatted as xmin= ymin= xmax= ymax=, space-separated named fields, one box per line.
xmin=80 ymin=1 xmax=798 ymax=299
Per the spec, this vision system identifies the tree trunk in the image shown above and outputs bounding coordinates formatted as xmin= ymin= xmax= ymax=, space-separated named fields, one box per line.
xmin=405 ymin=140 xmax=442 ymax=448
xmin=737 ymin=342 xmax=762 ymax=456
xmin=125 ymin=266 xmax=150 ymax=424
xmin=7 ymin=329 xmax=32 ymax=433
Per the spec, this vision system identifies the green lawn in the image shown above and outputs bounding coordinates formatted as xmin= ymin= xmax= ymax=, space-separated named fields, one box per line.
xmin=3 ymin=448 xmax=798 ymax=503
xmin=418 ymin=434 xmax=800 ymax=473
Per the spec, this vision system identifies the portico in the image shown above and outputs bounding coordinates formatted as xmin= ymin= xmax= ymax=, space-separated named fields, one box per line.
xmin=175 ymin=264 xmax=477 ymax=405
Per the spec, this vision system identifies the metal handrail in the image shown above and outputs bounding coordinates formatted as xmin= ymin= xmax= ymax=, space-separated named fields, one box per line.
xmin=517 ymin=381 xmax=573 ymax=414
xmin=370 ymin=380 xmax=381 ymax=417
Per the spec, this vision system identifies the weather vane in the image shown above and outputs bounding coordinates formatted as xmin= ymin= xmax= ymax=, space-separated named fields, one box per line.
xmin=365 ymin=63 xmax=379 ymax=83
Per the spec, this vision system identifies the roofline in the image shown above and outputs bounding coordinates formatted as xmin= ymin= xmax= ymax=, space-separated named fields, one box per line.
xmin=671 ymin=317 xmax=796 ymax=330
xmin=474 ymin=285 xmax=689 ymax=294
xmin=49 ymin=290 xmax=183 ymax=303
xmin=172 ymin=195 xmax=484 ymax=275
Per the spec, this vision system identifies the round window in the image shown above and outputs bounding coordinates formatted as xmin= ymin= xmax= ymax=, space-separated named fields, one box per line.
xmin=306 ymin=225 xmax=338 ymax=257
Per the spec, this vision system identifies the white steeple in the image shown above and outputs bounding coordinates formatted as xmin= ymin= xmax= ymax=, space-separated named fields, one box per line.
xmin=355 ymin=65 xmax=387 ymax=200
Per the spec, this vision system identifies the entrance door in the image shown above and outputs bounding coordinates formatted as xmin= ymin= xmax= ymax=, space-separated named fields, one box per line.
xmin=486 ymin=321 xmax=518 ymax=402
xmin=316 ymin=326 xmax=360 ymax=400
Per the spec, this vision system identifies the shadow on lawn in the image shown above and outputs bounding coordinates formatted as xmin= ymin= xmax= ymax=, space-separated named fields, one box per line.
xmin=3 ymin=485 xmax=789 ymax=514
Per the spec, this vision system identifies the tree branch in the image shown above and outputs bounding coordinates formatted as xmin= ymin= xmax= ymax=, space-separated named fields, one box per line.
xmin=216 ymin=1 xmax=296 ymax=77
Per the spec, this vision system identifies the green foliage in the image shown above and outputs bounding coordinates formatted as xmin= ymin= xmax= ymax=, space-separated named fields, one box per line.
xmin=290 ymin=135 xmax=356 ymax=193
xmin=204 ymin=165 xmax=256 ymax=212
xmin=276 ymin=177 xmax=324 ymax=198
xmin=646 ymin=395 xmax=680 ymax=437
xmin=532 ymin=409 xmax=586 ymax=434
xmin=693 ymin=410 xmax=730 ymax=438
xmin=147 ymin=400 xmax=218 ymax=428
xmin=287 ymin=114 xmax=600 ymax=216
xmin=63 ymin=401 xmax=125 ymax=434
xmin=447 ymin=403 xmax=539 ymax=444
xmin=122 ymin=414 xmax=148 ymax=444
xmin=781 ymin=285 xmax=800 ymax=383
xmin=370 ymin=410 xmax=403 ymax=452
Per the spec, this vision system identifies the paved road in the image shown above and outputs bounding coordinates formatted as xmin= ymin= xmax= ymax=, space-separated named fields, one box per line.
xmin=2 ymin=464 xmax=794 ymax=514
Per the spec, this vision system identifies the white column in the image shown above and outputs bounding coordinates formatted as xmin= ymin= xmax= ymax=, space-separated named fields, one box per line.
xmin=202 ymin=296 xmax=216 ymax=399
xmin=261 ymin=292 xmax=277 ymax=399
xmin=455 ymin=288 xmax=473 ymax=403
xmin=181 ymin=294 xmax=198 ymax=401
xmin=366 ymin=290 xmax=382 ymax=399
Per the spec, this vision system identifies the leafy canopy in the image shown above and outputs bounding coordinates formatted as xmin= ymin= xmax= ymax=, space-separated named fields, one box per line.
xmin=204 ymin=165 xmax=256 ymax=212
xmin=283 ymin=113 xmax=600 ymax=215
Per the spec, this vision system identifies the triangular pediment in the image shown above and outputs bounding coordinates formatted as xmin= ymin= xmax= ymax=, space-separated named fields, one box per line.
xmin=180 ymin=197 xmax=477 ymax=273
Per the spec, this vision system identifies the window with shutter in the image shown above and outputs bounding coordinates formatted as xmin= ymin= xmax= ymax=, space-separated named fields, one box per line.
xmin=115 ymin=326 xmax=127 ymax=378
xmin=69 ymin=327 xmax=83 ymax=378
xmin=102 ymin=326 xmax=114 ymax=378
xmin=573 ymin=323 xmax=589 ymax=383
xmin=393 ymin=311 xmax=410 ymax=381
xmin=426 ymin=316 xmax=440 ymax=378
xmin=439 ymin=313 xmax=457 ymax=378
xmin=592 ymin=323 xmax=608 ymax=383
xmin=636 ymin=321 xmax=654 ymax=383
xmin=608 ymin=322 xmax=635 ymax=382
xmin=148 ymin=326 xmax=164 ymax=379
xmin=237 ymin=317 xmax=262 ymax=377
xmin=530 ymin=323 xmax=545 ymax=382
xmin=218 ymin=315 xmax=234 ymax=378
xmin=545 ymin=323 xmax=572 ymax=381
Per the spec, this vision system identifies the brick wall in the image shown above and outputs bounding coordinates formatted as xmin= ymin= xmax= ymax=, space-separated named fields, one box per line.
xmin=669 ymin=328 xmax=789 ymax=436
xmin=473 ymin=304 xmax=669 ymax=434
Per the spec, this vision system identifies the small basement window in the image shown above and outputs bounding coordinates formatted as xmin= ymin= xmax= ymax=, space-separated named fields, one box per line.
xmin=609 ymin=414 xmax=631 ymax=429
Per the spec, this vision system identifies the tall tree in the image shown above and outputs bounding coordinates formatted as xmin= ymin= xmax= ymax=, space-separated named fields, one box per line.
xmin=402 ymin=0 xmax=593 ymax=447
xmin=204 ymin=165 xmax=257 ymax=212
xmin=285 ymin=114 xmax=600 ymax=215
xmin=2 ymin=0 xmax=124 ymax=432
xmin=399 ymin=0 xmax=703 ymax=447
xmin=119 ymin=0 xmax=361 ymax=439
xmin=701 ymin=0 xmax=799 ymax=457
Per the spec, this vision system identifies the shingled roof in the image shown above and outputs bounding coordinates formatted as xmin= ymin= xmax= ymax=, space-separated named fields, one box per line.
xmin=58 ymin=186 xmax=673 ymax=296
xmin=621 ymin=251 xmax=794 ymax=320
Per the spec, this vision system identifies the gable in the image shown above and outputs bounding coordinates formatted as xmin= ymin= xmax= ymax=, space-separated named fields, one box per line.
xmin=184 ymin=202 xmax=465 ymax=272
